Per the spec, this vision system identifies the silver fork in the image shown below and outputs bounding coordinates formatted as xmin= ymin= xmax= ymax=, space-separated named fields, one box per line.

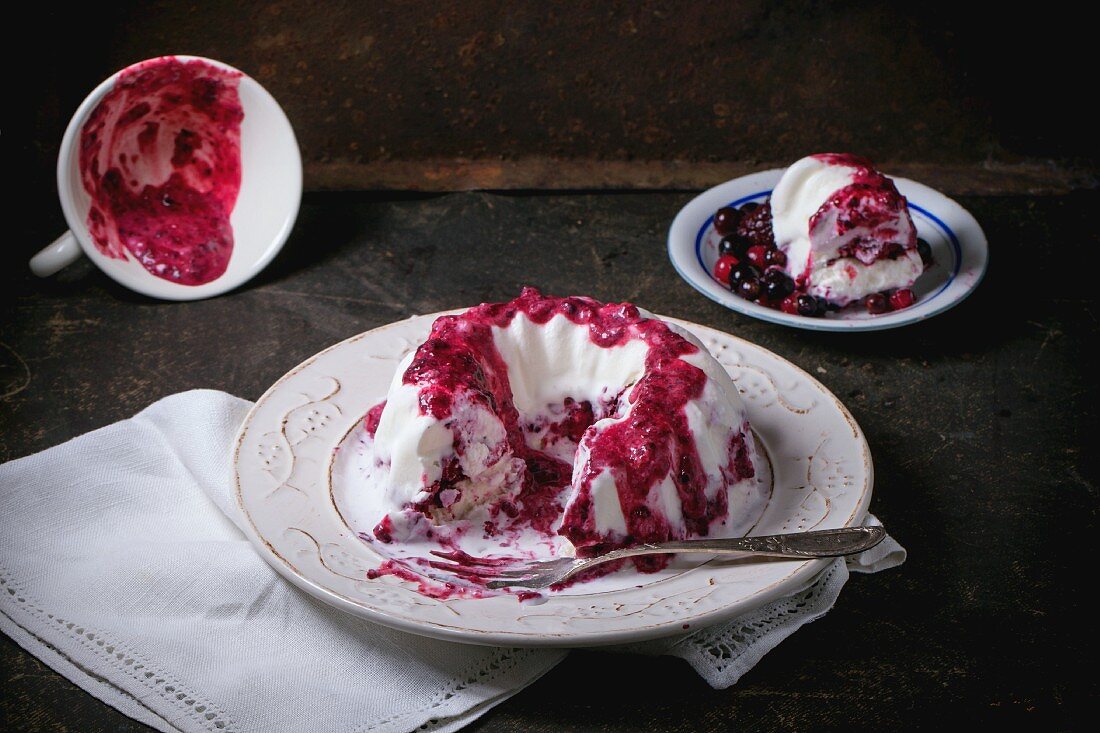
xmin=433 ymin=527 xmax=886 ymax=590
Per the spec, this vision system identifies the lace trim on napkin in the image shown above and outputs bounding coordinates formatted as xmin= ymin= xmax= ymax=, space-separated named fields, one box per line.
xmin=1 ymin=570 xmax=236 ymax=732
xmin=668 ymin=558 xmax=849 ymax=687
xmin=360 ymin=646 xmax=552 ymax=733
xmin=661 ymin=516 xmax=905 ymax=688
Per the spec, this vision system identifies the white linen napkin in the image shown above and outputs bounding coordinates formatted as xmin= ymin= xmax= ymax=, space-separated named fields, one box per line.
xmin=0 ymin=390 xmax=904 ymax=732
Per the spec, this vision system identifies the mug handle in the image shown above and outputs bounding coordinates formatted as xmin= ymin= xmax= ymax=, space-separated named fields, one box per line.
xmin=30 ymin=231 xmax=84 ymax=277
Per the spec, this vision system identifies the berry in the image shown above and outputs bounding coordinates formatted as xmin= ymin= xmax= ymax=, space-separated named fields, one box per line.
xmin=740 ymin=201 xmax=759 ymax=213
xmin=780 ymin=295 xmax=800 ymax=315
xmin=713 ymin=207 xmax=742 ymax=236
xmin=714 ymin=255 xmax=738 ymax=284
xmin=746 ymin=245 xmax=769 ymax=268
xmin=881 ymin=242 xmax=903 ymax=259
xmin=796 ymin=294 xmax=821 ymax=317
xmin=864 ymin=293 xmax=889 ymax=314
xmin=889 ymin=288 xmax=915 ymax=310
xmin=916 ymin=238 xmax=933 ymax=267
xmin=728 ymin=264 xmax=761 ymax=289
xmin=764 ymin=248 xmax=787 ymax=267
xmin=763 ymin=269 xmax=794 ymax=300
xmin=736 ymin=202 xmax=776 ymax=248
xmin=737 ymin=278 xmax=762 ymax=301
xmin=718 ymin=235 xmax=750 ymax=259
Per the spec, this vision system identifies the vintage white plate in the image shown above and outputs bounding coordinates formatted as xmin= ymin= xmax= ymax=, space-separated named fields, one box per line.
xmin=234 ymin=311 xmax=873 ymax=646
xmin=668 ymin=169 xmax=988 ymax=331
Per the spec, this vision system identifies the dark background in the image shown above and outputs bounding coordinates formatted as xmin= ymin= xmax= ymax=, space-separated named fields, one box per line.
xmin=9 ymin=0 xmax=1098 ymax=206
xmin=3 ymin=1 xmax=1097 ymax=731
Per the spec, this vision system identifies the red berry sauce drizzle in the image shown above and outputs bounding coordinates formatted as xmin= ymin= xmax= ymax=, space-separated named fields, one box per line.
xmin=79 ymin=57 xmax=244 ymax=285
xmin=807 ymin=153 xmax=915 ymax=269
xmin=711 ymin=154 xmax=928 ymax=316
xmin=362 ymin=288 xmax=755 ymax=597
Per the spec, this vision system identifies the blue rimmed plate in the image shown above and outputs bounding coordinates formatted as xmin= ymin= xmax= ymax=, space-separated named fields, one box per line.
xmin=667 ymin=169 xmax=988 ymax=331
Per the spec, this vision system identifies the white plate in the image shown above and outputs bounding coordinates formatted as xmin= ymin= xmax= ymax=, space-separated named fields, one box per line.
xmin=668 ymin=169 xmax=989 ymax=331
xmin=234 ymin=311 xmax=873 ymax=647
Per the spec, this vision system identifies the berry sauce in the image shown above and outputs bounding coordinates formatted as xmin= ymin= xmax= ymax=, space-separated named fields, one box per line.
xmin=373 ymin=287 xmax=754 ymax=574
xmin=366 ymin=559 xmax=493 ymax=600
xmin=363 ymin=546 xmax=541 ymax=601
xmin=808 ymin=154 xmax=916 ymax=267
xmin=364 ymin=401 xmax=386 ymax=438
xmin=79 ymin=57 xmax=244 ymax=285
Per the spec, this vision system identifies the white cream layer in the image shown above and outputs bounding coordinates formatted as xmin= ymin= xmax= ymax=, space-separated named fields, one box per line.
xmin=369 ymin=311 xmax=766 ymax=545
xmin=771 ymin=156 xmax=857 ymax=281
xmin=770 ymin=155 xmax=918 ymax=306
xmin=808 ymin=251 xmax=924 ymax=306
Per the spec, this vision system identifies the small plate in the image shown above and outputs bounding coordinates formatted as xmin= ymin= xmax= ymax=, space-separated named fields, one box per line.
xmin=234 ymin=311 xmax=873 ymax=647
xmin=667 ymin=169 xmax=988 ymax=331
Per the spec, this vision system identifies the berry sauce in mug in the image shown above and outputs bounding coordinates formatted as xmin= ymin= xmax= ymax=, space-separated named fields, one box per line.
xmin=79 ymin=57 xmax=244 ymax=285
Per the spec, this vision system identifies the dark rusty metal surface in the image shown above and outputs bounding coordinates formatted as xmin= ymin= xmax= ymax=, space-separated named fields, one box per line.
xmin=11 ymin=2 xmax=1097 ymax=197
xmin=1 ymin=190 xmax=1096 ymax=730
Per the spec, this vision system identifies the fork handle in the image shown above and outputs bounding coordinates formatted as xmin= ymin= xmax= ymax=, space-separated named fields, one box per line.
xmin=600 ymin=526 xmax=886 ymax=562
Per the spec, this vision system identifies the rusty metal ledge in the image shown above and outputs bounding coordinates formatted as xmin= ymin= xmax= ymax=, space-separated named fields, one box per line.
xmin=305 ymin=158 xmax=1097 ymax=196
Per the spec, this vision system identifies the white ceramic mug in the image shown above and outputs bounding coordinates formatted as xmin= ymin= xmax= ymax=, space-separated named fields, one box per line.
xmin=31 ymin=55 xmax=302 ymax=301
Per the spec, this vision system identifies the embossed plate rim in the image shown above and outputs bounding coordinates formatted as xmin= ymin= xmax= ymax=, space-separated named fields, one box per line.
xmin=234 ymin=311 xmax=873 ymax=647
